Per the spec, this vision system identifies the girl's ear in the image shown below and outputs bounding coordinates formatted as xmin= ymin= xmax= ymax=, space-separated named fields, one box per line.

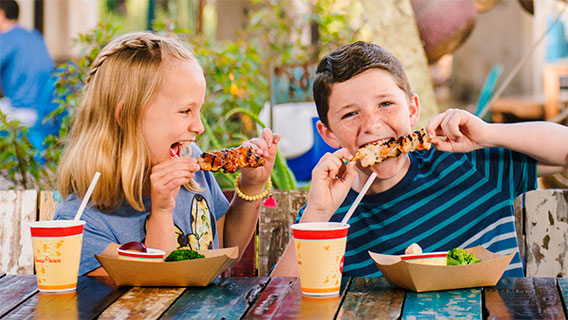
xmin=115 ymin=103 xmax=123 ymax=127
xmin=316 ymin=120 xmax=341 ymax=149
xmin=409 ymin=94 xmax=420 ymax=127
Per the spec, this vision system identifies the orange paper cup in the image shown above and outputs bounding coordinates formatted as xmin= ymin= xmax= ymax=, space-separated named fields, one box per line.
xmin=291 ymin=222 xmax=349 ymax=297
xmin=29 ymin=220 xmax=86 ymax=293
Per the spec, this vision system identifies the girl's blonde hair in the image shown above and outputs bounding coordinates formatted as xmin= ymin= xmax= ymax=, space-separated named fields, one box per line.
xmin=58 ymin=32 xmax=200 ymax=212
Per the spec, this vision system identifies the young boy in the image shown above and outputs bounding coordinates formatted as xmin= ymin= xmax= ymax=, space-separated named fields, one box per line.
xmin=271 ymin=41 xmax=568 ymax=278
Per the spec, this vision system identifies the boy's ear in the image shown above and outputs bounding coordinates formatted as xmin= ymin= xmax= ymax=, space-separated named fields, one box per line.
xmin=316 ymin=120 xmax=341 ymax=149
xmin=409 ymin=94 xmax=420 ymax=127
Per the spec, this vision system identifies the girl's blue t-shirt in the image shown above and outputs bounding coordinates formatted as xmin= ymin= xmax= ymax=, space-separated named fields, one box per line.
xmin=54 ymin=145 xmax=229 ymax=275
xmin=296 ymin=147 xmax=537 ymax=277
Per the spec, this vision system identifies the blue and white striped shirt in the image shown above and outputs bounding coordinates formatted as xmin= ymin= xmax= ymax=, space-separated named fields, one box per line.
xmin=296 ymin=147 xmax=537 ymax=277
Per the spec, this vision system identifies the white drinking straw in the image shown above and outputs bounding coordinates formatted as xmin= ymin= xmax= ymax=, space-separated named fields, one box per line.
xmin=340 ymin=172 xmax=377 ymax=225
xmin=74 ymin=171 xmax=101 ymax=221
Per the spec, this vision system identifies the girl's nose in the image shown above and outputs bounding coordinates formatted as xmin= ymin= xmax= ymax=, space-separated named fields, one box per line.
xmin=190 ymin=114 xmax=205 ymax=135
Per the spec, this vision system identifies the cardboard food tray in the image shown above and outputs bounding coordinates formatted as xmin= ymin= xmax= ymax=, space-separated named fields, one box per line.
xmin=369 ymin=246 xmax=514 ymax=292
xmin=96 ymin=246 xmax=238 ymax=287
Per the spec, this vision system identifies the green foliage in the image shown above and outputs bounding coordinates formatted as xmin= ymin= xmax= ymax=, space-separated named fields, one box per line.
xmin=0 ymin=1 xmax=364 ymax=191
xmin=0 ymin=112 xmax=47 ymax=189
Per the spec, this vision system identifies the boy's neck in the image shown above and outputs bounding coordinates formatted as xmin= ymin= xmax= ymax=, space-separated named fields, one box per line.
xmin=353 ymin=157 xmax=411 ymax=194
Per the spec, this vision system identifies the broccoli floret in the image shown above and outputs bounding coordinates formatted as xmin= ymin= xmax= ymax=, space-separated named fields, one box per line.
xmin=446 ymin=248 xmax=481 ymax=265
xmin=165 ymin=249 xmax=205 ymax=262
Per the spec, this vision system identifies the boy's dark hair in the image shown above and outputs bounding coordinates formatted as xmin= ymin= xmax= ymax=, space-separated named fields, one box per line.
xmin=313 ymin=41 xmax=413 ymax=127
xmin=0 ymin=0 xmax=19 ymax=20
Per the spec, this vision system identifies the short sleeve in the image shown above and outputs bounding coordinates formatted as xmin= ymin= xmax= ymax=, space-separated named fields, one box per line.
xmin=53 ymin=199 xmax=118 ymax=275
xmin=468 ymin=147 xmax=538 ymax=199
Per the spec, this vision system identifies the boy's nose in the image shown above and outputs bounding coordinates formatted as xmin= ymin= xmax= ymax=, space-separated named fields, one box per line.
xmin=361 ymin=110 xmax=381 ymax=131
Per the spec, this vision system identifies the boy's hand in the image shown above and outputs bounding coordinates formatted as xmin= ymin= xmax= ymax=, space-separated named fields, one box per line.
xmin=150 ymin=157 xmax=200 ymax=215
xmin=302 ymin=148 xmax=357 ymax=222
xmin=426 ymin=108 xmax=490 ymax=153
xmin=237 ymin=128 xmax=280 ymax=195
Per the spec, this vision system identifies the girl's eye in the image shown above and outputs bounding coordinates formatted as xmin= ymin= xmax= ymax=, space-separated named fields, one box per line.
xmin=341 ymin=111 xmax=357 ymax=120
xmin=181 ymin=109 xmax=192 ymax=114
xmin=380 ymin=101 xmax=393 ymax=107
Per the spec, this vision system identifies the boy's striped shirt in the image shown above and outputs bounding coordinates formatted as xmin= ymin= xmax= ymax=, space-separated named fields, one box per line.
xmin=296 ymin=147 xmax=537 ymax=277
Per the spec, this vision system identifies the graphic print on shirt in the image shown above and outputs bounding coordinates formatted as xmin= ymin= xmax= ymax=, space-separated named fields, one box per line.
xmin=145 ymin=194 xmax=214 ymax=250
xmin=177 ymin=194 xmax=214 ymax=250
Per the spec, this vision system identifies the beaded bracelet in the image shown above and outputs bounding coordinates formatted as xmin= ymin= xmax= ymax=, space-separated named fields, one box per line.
xmin=234 ymin=173 xmax=272 ymax=201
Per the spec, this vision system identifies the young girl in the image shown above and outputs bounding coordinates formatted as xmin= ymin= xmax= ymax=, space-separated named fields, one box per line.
xmin=53 ymin=32 xmax=280 ymax=276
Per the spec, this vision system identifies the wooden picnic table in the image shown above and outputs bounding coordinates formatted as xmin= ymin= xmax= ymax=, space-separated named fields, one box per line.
xmin=1 ymin=272 xmax=568 ymax=319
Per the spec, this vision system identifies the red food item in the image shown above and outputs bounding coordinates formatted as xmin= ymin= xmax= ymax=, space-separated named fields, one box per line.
xmin=119 ymin=241 xmax=147 ymax=252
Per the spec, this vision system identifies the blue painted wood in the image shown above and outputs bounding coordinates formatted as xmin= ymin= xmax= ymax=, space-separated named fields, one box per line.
xmin=244 ymin=276 xmax=350 ymax=319
xmin=339 ymin=277 xmax=404 ymax=319
xmin=485 ymin=277 xmax=565 ymax=319
xmin=161 ymin=277 xmax=269 ymax=319
xmin=3 ymin=276 xmax=127 ymax=320
xmin=402 ymin=288 xmax=482 ymax=320
xmin=558 ymin=278 xmax=568 ymax=314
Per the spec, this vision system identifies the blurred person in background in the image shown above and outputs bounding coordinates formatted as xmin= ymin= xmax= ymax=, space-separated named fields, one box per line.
xmin=0 ymin=0 xmax=57 ymax=149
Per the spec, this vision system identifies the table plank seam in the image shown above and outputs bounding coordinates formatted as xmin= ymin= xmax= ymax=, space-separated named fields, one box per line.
xmin=0 ymin=289 xmax=38 ymax=319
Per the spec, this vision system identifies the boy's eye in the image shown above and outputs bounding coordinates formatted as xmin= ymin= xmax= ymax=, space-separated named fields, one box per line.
xmin=341 ymin=111 xmax=357 ymax=119
xmin=380 ymin=101 xmax=393 ymax=107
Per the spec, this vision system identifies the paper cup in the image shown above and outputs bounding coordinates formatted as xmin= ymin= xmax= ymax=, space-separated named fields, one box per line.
xmin=29 ymin=220 xmax=86 ymax=293
xmin=291 ymin=222 xmax=349 ymax=296
xmin=117 ymin=248 xmax=166 ymax=262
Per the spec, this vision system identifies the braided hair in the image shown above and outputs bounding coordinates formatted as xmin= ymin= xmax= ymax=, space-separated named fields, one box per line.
xmin=58 ymin=32 xmax=200 ymax=212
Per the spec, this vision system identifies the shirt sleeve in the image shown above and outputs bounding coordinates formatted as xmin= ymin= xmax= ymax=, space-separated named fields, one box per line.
xmin=53 ymin=200 xmax=118 ymax=275
xmin=468 ymin=147 xmax=538 ymax=199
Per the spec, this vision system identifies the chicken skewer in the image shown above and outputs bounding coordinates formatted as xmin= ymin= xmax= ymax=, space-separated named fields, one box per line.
xmin=180 ymin=143 xmax=266 ymax=173
xmin=352 ymin=128 xmax=432 ymax=168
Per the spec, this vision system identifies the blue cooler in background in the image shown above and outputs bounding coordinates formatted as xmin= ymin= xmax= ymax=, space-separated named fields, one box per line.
xmin=259 ymin=102 xmax=338 ymax=182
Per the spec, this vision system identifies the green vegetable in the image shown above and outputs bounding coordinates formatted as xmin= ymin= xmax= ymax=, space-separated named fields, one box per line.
xmin=165 ymin=249 xmax=205 ymax=262
xmin=446 ymin=248 xmax=481 ymax=265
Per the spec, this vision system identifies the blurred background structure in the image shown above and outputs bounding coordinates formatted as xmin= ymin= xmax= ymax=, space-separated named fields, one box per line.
xmin=3 ymin=0 xmax=568 ymax=189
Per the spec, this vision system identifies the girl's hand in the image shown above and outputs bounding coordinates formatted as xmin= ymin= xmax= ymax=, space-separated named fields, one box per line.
xmin=302 ymin=148 xmax=357 ymax=222
xmin=426 ymin=108 xmax=490 ymax=153
xmin=149 ymin=156 xmax=200 ymax=214
xmin=237 ymin=128 xmax=280 ymax=194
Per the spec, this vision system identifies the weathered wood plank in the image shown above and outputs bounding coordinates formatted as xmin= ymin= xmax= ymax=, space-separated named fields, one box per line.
xmin=38 ymin=190 xmax=62 ymax=221
xmin=98 ymin=287 xmax=186 ymax=320
xmin=3 ymin=276 xmax=128 ymax=319
xmin=0 ymin=274 xmax=38 ymax=318
xmin=485 ymin=277 xmax=565 ymax=319
xmin=557 ymin=278 xmax=568 ymax=315
xmin=339 ymin=277 xmax=404 ymax=319
xmin=0 ymin=190 xmax=37 ymax=274
xmin=524 ymin=189 xmax=568 ymax=277
xmin=258 ymin=190 xmax=308 ymax=276
xmin=401 ymin=288 xmax=482 ymax=320
xmin=161 ymin=277 xmax=269 ymax=319
xmin=244 ymin=276 xmax=348 ymax=319
xmin=513 ymin=193 xmax=525 ymax=264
